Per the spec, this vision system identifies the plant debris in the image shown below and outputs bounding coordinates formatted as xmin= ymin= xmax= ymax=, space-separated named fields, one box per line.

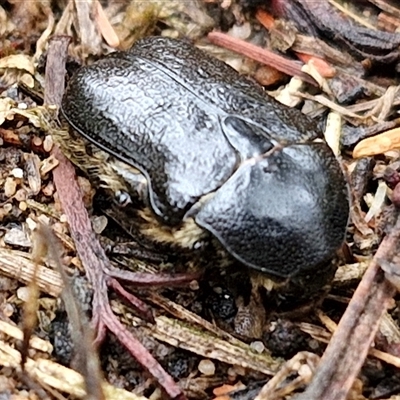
xmin=2 ymin=0 xmax=400 ymax=399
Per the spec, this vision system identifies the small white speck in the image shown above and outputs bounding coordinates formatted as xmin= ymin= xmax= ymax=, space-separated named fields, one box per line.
xmin=11 ymin=168 xmax=23 ymax=178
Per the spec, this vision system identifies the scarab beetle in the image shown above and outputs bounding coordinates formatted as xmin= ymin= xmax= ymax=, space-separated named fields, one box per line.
xmin=61 ymin=36 xmax=349 ymax=286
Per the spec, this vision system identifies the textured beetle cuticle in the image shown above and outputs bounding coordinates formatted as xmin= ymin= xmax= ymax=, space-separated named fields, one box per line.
xmin=61 ymin=36 xmax=350 ymax=300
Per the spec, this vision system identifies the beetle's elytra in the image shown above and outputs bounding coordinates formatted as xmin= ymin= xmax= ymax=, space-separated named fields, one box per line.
xmin=61 ymin=36 xmax=349 ymax=280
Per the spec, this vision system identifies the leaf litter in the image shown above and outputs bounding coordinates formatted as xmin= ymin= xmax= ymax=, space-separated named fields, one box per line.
xmin=2 ymin=1 xmax=400 ymax=399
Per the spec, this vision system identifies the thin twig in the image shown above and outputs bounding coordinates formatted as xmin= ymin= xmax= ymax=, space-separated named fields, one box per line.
xmin=207 ymin=31 xmax=318 ymax=86
xmin=295 ymin=214 xmax=399 ymax=400
xmin=45 ymin=35 xmax=186 ymax=400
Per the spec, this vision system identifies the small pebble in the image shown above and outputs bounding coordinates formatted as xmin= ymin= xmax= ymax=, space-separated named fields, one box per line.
xmin=32 ymin=136 xmax=43 ymax=147
xmin=115 ymin=191 xmax=131 ymax=206
xmin=4 ymin=177 xmax=17 ymax=197
xmin=255 ymin=65 xmax=286 ymax=86
xmin=189 ymin=280 xmax=199 ymax=290
xmin=198 ymin=359 xmax=216 ymax=376
xmin=26 ymin=217 xmax=37 ymax=231
xmin=3 ymin=203 xmax=13 ymax=213
xmin=11 ymin=167 xmax=24 ymax=178
xmin=43 ymin=135 xmax=54 ymax=152
xmin=308 ymin=339 xmax=320 ymax=350
xmin=227 ymin=367 xmax=238 ymax=381
xmin=18 ymin=389 xmax=30 ymax=398
xmin=2 ymin=367 xmax=13 ymax=378
xmin=4 ymin=227 xmax=31 ymax=247
xmin=250 ymin=340 xmax=265 ymax=354
xmin=14 ymin=188 xmax=27 ymax=202
xmin=18 ymin=201 xmax=27 ymax=211
xmin=17 ymin=286 xmax=31 ymax=302
xmin=17 ymin=102 xmax=28 ymax=110
xmin=1 ymin=303 xmax=14 ymax=318
xmin=228 ymin=22 xmax=252 ymax=40
xmin=92 ymin=215 xmax=108 ymax=234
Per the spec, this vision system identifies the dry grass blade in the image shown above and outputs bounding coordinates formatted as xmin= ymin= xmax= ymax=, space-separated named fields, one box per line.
xmin=73 ymin=0 xmax=102 ymax=56
xmin=0 ymin=247 xmax=63 ymax=297
xmin=295 ymin=92 xmax=363 ymax=119
xmin=143 ymin=315 xmax=280 ymax=375
xmin=20 ymin=248 xmax=40 ymax=370
xmin=299 ymin=319 xmax=400 ymax=370
xmin=327 ymin=0 xmax=377 ymax=30
xmin=94 ymin=0 xmax=120 ymax=48
xmin=207 ymin=31 xmax=318 ymax=86
xmin=353 ymin=127 xmax=400 ymax=158
xmin=368 ymin=0 xmax=400 ymax=19
xmin=147 ymin=292 xmax=245 ymax=343
xmin=0 ymin=320 xmax=52 ymax=353
xmin=0 ymin=339 xmax=146 ymax=400
xmin=35 ymin=222 xmax=105 ymax=400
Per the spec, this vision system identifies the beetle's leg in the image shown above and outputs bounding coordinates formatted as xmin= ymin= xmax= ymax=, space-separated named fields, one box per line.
xmin=261 ymin=259 xmax=339 ymax=313
xmin=110 ymin=243 xmax=167 ymax=262
xmin=234 ymin=290 xmax=266 ymax=339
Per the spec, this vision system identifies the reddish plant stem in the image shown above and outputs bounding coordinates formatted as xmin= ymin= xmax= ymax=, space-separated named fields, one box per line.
xmin=45 ymin=35 xmax=187 ymax=400
xmin=207 ymin=31 xmax=318 ymax=86
xmin=295 ymin=215 xmax=399 ymax=400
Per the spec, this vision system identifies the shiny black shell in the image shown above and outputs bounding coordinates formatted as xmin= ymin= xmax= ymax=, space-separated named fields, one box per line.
xmin=61 ymin=36 xmax=349 ymax=279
